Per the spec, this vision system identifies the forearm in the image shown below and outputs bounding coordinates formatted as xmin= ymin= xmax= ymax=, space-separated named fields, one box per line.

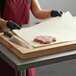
xmin=33 ymin=10 xmax=51 ymax=19
xmin=31 ymin=0 xmax=51 ymax=19
xmin=0 ymin=4 xmax=7 ymax=29
xmin=0 ymin=18 xmax=7 ymax=29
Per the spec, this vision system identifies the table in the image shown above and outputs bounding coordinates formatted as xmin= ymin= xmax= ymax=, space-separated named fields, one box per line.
xmin=0 ymin=23 xmax=76 ymax=76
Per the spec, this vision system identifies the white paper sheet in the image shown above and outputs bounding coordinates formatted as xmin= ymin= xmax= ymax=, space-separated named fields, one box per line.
xmin=13 ymin=12 xmax=76 ymax=47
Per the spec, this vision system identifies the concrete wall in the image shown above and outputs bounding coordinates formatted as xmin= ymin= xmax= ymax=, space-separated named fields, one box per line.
xmin=30 ymin=0 xmax=76 ymax=23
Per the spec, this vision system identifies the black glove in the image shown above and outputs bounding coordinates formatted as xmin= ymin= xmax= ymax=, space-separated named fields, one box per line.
xmin=6 ymin=20 xmax=22 ymax=31
xmin=51 ymin=10 xmax=63 ymax=17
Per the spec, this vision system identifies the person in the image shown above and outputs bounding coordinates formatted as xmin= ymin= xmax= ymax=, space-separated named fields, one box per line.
xmin=0 ymin=0 xmax=63 ymax=76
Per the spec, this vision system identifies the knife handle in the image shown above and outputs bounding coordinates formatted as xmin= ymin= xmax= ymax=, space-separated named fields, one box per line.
xmin=4 ymin=31 xmax=12 ymax=38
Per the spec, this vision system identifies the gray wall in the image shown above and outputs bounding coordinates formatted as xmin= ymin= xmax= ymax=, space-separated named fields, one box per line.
xmin=30 ymin=0 xmax=76 ymax=23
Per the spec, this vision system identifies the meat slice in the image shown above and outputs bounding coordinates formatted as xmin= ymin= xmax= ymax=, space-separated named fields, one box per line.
xmin=34 ymin=36 xmax=56 ymax=44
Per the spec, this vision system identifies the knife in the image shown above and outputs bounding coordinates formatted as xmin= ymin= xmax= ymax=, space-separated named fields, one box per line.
xmin=4 ymin=31 xmax=29 ymax=49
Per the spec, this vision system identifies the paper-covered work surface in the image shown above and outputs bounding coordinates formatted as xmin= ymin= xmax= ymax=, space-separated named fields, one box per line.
xmin=13 ymin=12 xmax=76 ymax=47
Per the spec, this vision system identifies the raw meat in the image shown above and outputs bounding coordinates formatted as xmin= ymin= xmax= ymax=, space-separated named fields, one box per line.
xmin=34 ymin=36 xmax=56 ymax=44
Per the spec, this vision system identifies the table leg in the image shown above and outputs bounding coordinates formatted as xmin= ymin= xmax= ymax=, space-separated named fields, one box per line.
xmin=19 ymin=70 xmax=26 ymax=76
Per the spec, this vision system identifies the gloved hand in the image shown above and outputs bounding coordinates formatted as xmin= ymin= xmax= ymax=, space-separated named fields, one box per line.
xmin=51 ymin=10 xmax=63 ymax=17
xmin=6 ymin=20 xmax=22 ymax=31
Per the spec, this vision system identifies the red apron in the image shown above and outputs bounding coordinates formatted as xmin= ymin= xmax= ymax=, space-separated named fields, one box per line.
xmin=0 ymin=0 xmax=36 ymax=76
xmin=3 ymin=0 xmax=30 ymax=24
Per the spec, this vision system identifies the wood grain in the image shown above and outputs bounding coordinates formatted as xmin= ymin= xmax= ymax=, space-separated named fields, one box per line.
xmin=0 ymin=32 xmax=76 ymax=60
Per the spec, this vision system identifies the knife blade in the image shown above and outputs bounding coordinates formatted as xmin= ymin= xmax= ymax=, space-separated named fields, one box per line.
xmin=4 ymin=31 xmax=29 ymax=48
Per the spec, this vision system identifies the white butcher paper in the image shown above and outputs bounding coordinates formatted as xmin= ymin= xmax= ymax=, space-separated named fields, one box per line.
xmin=13 ymin=11 xmax=76 ymax=47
